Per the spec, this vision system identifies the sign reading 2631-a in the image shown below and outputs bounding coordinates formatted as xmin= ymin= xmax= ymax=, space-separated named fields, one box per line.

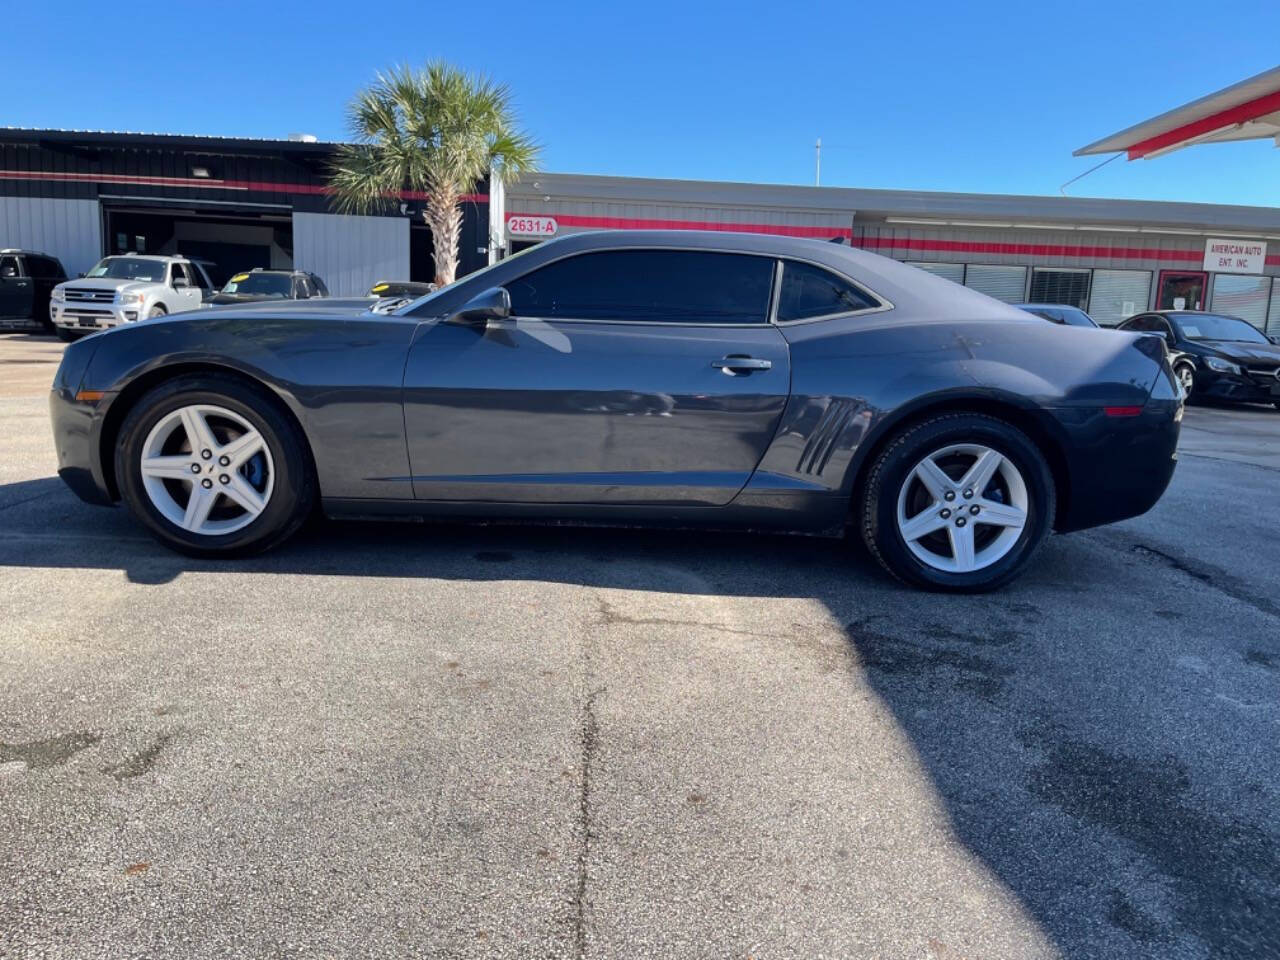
xmin=507 ymin=215 xmax=558 ymax=238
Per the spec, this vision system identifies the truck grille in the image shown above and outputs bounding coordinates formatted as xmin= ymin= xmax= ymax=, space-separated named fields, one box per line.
xmin=63 ymin=288 xmax=116 ymax=303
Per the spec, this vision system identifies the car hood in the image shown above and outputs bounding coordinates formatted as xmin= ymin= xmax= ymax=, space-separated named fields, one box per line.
xmin=58 ymin=277 xmax=156 ymax=294
xmin=1193 ymin=340 xmax=1280 ymax=363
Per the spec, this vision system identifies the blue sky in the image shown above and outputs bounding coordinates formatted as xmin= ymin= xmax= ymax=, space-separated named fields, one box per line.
xmin=5 ymin=0 xmax=1279 ymax=206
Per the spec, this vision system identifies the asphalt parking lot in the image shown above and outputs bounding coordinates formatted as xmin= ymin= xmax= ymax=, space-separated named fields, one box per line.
xmin=1 ymin=331 xmax=1277 ymax=960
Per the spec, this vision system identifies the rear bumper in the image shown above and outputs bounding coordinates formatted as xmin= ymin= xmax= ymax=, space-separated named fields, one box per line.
xmin=1052 ymin=397 xmax=1181 ymax=533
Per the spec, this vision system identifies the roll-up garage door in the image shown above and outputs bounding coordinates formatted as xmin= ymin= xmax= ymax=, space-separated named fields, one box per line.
xmin=964 ymin=265 xmax=1027 ymax=303
xmin=1211 ymin=274 xmax=1272 ymax=331
xmin=1089 ymin=269 xmax=1151 ymax=327
xmin=292 ymin=212 xmax=409 ymax=297
xmin=907 ymin=261 xmax=965 ymax=284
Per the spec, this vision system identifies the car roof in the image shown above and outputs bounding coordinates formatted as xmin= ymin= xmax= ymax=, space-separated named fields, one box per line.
xmin=0 ymin=248 xmax=56 ymax=257
xmin=1013 ymin=303 xmax=1084 ymax=311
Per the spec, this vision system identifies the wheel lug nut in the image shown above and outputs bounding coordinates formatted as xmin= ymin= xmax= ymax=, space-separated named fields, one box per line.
xmin=944 ymin=491 xmax=956 ymax=502
xmin=201 ymin=449 xmax=212 ymax=460
xmin=201 ymin=478 xmax=213 ymax=489
xmin=969 ymin=505 xmax=980 ymax=515
xmin=219 ymin=474 xmax=230 ymax=484
xmin=219 ymin=455 xmax=230 ymax=466
xmin=956 ymin=517 xmax=967 ymax=527
xmin=190 ymin=464 xmax=201 ymax=474
xmin=939 ymin=508 xmax=951 ymax=519
xmin=963 ymin=489 xmax=974 ymax=499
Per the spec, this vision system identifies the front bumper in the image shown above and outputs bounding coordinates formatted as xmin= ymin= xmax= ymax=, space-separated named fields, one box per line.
xmin=49 ymin=340 xmax=115 ymax=506
xmin=1197 ymin=367 xmax=1280 ymax=404
xmin=50 ymin=300 xmax=141 ymax=332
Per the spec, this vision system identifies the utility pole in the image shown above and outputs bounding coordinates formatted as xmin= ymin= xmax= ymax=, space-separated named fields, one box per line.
xmin=815 ymin=138 xmax=821 ymax=186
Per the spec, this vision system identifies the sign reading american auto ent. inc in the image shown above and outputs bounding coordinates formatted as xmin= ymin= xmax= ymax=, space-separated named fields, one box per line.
xmin=1203 ymin=237 xmax=1267 ymax=274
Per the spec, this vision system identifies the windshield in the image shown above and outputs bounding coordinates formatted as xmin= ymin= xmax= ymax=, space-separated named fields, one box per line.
xmin=1058 ymin=307 xmax=1098 ymax=328
xmin=86 ymin=257 xmax=167 ymax=282
xmin=221 ymin=273 xmax=292 ymax=297
xmin=401 ymin=244 xmax=539 ymax=316
xmin=1172 ymin=313 xmax=1269 ymax=344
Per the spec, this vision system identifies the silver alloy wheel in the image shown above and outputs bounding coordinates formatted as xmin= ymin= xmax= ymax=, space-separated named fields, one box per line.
xmin=139 ymin=404 xmax=274 ymax=536
xmin=1176 ymin=363 xmax=1194 ymax=395
xmin=895 ymin=443 xmax=1029 ymax=574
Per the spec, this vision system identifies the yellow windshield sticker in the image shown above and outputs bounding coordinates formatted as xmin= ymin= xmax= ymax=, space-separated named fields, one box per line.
xmin=371 ymin=283 xmax=389 ymax=292
xmin=230 ymin=273 xmax=249 ymax=283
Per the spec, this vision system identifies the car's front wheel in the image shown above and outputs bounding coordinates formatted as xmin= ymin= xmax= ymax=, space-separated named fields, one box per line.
xmin=861 ymin=413 xmax=1055 ymax=592
xmin=55 ymin=327 xmax=78 ymax=342
xmin=1174 ymin=361 xmax=1195 ymax=398
xmin=115 ymin=374 xmax=314 ymax=557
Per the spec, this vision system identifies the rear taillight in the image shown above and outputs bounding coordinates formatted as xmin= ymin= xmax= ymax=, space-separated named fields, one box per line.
xmin=1103 ymin=406 xmax=1143 ymax=418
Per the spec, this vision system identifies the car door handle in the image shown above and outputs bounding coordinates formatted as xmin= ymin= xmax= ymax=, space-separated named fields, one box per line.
xmin=711 ymin=355 xmax=772 ymax=374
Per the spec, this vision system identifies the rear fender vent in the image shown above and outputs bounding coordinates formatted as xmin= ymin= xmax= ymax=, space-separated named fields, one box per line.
xmin=797 ymin=399 xmax=857 ymax=475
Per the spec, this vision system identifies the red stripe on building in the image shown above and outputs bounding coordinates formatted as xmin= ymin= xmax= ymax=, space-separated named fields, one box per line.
xmin=511 ymin=211 xmax=853 ymax=239
xmin=850 ymin=233 xmax=1206 ymax=264
xmin=0 ymin=170 xmax=486 ymax=203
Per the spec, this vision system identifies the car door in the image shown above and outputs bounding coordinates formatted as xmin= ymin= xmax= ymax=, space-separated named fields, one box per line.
xmin=0 ymin=255 xmax=30 ymax=318
xmin=401 ymin=247 xmax=791 ymax=505
xmin=169 ymin=263 xmax=201 ymax=312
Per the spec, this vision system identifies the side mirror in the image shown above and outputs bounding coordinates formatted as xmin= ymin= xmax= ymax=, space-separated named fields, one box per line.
xmin=448 ymin=286 xmax=511 ymax=325
xmin=173 ymin=276 xmax=190 ymax=289
xmin=77 ymin=272 xmax=85 ymax=279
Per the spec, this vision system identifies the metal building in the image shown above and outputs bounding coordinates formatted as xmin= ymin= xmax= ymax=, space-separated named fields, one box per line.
xmin=503 ymin=173 xmax=1280 ymax=333
xmin=0 ymin=129 xmax=490 ymax=295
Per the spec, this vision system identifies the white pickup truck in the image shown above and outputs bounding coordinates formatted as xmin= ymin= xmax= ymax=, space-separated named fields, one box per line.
xmin=50 ymin=254 xmax=215 ymax=340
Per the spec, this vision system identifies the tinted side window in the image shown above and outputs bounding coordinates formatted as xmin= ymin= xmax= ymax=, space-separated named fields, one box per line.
xmin=507 ymin=250 xmax=774 ymax=324
xmin=27 ymin=256 xmax=63 ymax=278
xmin=1122 ymin=315 xmax=1155 ymax=331
xmin=169 ymin=263 xmax=190 ymax=286
xmin=0 ymin=256 xmax=20 ymax=278
xmin=777 ymin=261 xmax=879 ymax=322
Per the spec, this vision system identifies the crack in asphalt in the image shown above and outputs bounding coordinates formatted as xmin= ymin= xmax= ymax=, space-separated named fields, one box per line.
xmin=573 ymin=683 xmax=602 ymax=960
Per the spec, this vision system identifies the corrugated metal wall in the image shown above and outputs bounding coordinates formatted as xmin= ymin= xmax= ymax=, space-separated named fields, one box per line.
xmin=0 ymin=196 xmax=101 ymax=276
xmin=292 ymin=212 xmax=408 ymax=296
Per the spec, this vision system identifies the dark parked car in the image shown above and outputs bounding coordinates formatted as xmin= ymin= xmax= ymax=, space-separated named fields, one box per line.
xmin=369 ymin=280 xmax=436 ymax=298
xmin=49 ymin=230 xmax=1182 ymax=591
xmin=1012 ymin=303 xmax=1099 ymax=328
xmin=1116 ymin=310 xmax=1280 ymax=408
xmin=0 ymin=248 xmax=67 ymax=330
xmin=207 ymin=269 xmax=329 ymax=305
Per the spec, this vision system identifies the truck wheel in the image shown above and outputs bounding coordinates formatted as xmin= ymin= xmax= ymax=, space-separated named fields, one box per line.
xmin=55 ymin=328 xmax=78 ymax=342
xmin=148 ymin=304 xmax=168 ymax=319
xmin=861 ymin=413 xmax=1055 ymax=592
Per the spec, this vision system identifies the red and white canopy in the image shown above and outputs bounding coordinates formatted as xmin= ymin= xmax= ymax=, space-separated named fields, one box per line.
xmin=1076 ymin=65 xmax=1280 ymax=160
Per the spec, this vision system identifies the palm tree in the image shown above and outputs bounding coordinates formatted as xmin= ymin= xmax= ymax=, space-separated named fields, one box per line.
xmin=328 ymin=62 xmax=538 ymax=286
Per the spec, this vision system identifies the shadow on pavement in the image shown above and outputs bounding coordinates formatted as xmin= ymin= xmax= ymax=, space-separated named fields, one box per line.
xmin=2 ymin=472 xmax=1277 ymax=957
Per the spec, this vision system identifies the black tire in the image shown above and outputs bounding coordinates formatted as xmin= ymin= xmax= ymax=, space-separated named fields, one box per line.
xmin=148 ymin=304 xmax=168 ymax=319
xmin=861 ymin=413 xmax=1055 ymax=592
xmin=55 ymin=327 xmax=78 ymax=342
xmin=114 ymin=373 xmax=315 ymax=557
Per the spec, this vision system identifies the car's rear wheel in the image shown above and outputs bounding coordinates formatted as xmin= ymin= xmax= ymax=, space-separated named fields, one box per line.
xmin=115 ymin=374 xmax=314 ymax=557
xmin=861 ymin=413 xmax=1055 ymax=592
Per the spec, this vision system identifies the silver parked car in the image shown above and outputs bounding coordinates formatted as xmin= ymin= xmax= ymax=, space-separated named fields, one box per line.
xmin=49 ymin=255 xmax=215 ymax=340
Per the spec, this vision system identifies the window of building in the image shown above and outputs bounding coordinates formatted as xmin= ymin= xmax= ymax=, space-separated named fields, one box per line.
xmin=963 ymin=264 xmax=1027 ymax=303
xmin=1028 ymin=268 xmax=1090 ymax=309
xmin=906 ymin=261 xmax=964 ymax=284
xmin=1210 ymin=274 xmax=1272 ymax=331
xmin=776 ymin=261 xmax=879 ymax=321
xmin=1089 ymin=269 xmax=1151 ymax=327
xmin=506 ymin=250 xmax=775 ymax=324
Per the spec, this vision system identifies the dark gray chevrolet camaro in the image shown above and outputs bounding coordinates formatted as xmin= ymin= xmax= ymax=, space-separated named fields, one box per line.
xmin=50 ymin=230 xmax=1182 ymax=591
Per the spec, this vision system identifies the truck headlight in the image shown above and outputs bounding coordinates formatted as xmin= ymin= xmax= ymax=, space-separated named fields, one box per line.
xmin=115 ymin=292 xmax=145 ymax=306
xmin=1203 ymin=356 xmax=1241 ymax=375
